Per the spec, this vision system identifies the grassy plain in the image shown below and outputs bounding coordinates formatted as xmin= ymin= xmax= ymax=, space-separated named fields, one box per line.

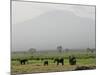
xmin=11 ymin=50 xmax=96 ymax=74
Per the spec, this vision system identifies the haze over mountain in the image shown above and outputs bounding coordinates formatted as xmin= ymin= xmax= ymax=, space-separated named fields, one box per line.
xmin=12 ymin=1 xmax=95 ymax=51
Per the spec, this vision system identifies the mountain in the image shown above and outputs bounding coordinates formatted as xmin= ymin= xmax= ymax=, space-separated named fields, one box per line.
xmin=12 ymin=10 xmax=95 ymax=51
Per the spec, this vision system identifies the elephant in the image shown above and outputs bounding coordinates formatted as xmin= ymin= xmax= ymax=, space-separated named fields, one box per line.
xmin=19 ymin=59 xmax=28 ymax=65
xmin=44 ymin=60 xmax=48 ymax=66
xmin=54 ymin=58 xmax=64 ymax=66
xmin=69 ymin=55 xmax=76 ymax=65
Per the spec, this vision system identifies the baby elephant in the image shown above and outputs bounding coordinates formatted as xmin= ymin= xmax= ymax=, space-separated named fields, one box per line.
xmin=44 ymin=60 xmax=48 ymax=66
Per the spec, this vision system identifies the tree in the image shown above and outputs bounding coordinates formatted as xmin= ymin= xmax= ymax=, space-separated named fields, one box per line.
xmin=57 ymin=46 xmax=62 ymax=53
xmin=65 ymin=48 xmax=69 ymax=52
xmin=87 ymin=48 xmax=95 ymax=53
xmin=87 ymin=48 xmax=91 ymax=53
xmin=91 ymin=48 xmax=96 ymax=53
xmin=28 ymin=48 xmax=36 ymax=55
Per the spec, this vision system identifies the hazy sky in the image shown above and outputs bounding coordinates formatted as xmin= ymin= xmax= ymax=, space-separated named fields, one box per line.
xmin=12 ymin=1 xmax=95 ymax=51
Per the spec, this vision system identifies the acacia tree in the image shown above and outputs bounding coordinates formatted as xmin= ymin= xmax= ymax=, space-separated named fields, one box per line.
xmin=87 ymin=48 xmax=95 ymax=53
xmin=28 ymin=48 xmax=36 ymax=55
xmin=65 ymin=48 xmax=69 ymax=52
xmin=57 ymin=46 xmax=62 ymax=53
xmin=87 ymin=48 xmax=91 ymax=53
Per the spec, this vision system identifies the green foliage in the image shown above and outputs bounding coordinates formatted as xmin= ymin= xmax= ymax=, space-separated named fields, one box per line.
xmin=11 ymin=50 xmax=96 ymax=61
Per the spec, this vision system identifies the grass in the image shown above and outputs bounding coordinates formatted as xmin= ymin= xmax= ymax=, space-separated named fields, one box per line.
xmin=12 ymin=64 xmax=77 ymax=74
xmin=11 ymin=50 xmax=96 ymax=74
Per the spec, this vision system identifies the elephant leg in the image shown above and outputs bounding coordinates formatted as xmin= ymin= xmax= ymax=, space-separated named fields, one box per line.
xmin=20 ymin=61 xmax=22 ymax=65
xmin=22 ymin=61 xmax=24 ymax=65
xmin=62 ymin=62 xmax=64 ymax=65
xmin=57 ymin=62 xmax=59 ymax=65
